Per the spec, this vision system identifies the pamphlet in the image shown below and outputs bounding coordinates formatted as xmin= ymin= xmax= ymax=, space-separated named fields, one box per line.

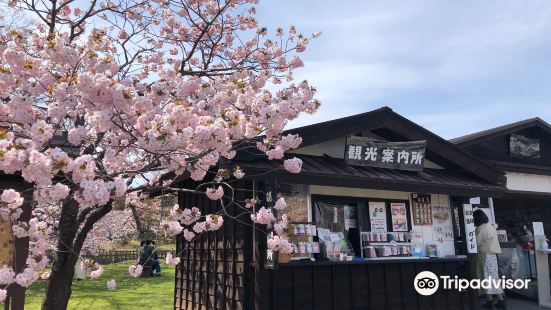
xmin=369 ymin=201 xmax=387 ymax=233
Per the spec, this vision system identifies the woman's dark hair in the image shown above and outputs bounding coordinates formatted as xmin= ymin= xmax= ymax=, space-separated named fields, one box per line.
xmin=473 ymin=209 xmax=489 ymax=227
xmin=140 ymin=240 xmax=145 ymax=247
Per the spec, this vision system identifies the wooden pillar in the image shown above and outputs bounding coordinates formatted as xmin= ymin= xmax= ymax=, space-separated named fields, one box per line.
xmin=1 ymin=178 xmax=32 ymax=310
xmin=455 ymin=198 xmax=480 ymax=310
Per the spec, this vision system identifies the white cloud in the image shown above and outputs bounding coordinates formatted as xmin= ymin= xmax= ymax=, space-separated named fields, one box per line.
xmin=257 ymin=0 xmax=551 ymax=137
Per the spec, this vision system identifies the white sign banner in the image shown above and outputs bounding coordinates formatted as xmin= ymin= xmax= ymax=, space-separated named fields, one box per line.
xmin=369 ymin=201 xmax=387 ymax=233
xmin=533 ymin=222 xmax=545 ymax=236
xmin=463 ymin=204 xmax=477 ymax=254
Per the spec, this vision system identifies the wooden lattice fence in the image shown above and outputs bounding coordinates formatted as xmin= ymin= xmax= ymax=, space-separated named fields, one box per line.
xmin=88 ymin=249 xmax=173 ymax=264
xmin=46 ymin=249 xmax=174 ymax=265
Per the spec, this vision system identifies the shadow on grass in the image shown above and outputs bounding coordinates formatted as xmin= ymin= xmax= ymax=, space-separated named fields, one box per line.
xmin=25 ymin=261 xmax=175 ymax=310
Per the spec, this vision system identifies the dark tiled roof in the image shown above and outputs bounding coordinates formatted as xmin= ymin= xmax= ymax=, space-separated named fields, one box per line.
xmin=451 ymin=117 xmax=551 ymax=145
xmin=237 ymin=155 xmax=505 ymax=197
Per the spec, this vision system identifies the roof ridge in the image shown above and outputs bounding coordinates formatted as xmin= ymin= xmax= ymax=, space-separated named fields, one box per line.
xmin=450 ymin=117 xmax=551 ymax=144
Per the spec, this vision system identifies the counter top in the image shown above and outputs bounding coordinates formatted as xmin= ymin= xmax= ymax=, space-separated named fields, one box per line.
xmin=276 ymin=255 xmax=468 ymax=267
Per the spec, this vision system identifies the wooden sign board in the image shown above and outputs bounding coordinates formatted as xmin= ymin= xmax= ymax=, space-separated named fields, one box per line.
xmin=277 ymin=184 xmax=309 ymax=223
xmin=345 ymin=136 xmax=426 ymax=171
xmin=510 ymin=134 xmax=540 ymax=159
xmin=0 ymin=218 xmax=14 ymax=267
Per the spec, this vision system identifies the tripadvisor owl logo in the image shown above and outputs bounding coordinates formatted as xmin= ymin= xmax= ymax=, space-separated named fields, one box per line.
xmin=414 ymin=271 xmax=439 ymax=296
xmin=414 ymin=270 xmax=531 ymax=296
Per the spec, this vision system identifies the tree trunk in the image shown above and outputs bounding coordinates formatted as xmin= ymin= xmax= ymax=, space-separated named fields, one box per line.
xmin=41 ymin=199 xmax=113 ymax=310
xmin=128 ymin=203 xmax=148 ymax=239
xmin=41 ymin=250 xmax=79 ymax=310
xmin=42 ymin=198 xmax=80 ymax=310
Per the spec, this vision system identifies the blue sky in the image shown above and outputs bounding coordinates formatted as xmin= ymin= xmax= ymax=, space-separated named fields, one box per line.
xmin=256 ymin=0 xmax=551 ymax=139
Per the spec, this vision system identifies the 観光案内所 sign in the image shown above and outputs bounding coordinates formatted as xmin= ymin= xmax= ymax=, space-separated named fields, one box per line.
xmin=345 ymin=136 xmax=427 ymax=172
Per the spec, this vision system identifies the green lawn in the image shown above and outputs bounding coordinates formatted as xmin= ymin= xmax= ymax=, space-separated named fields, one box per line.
xmin=24 ymin=261 xmax=175 ymax=310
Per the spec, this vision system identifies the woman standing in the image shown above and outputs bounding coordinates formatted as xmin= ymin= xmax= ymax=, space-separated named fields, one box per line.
xmin=474 ymin=209 xmax=506 ymax=309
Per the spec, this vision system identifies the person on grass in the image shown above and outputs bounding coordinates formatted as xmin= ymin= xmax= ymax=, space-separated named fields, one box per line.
xmin=74 ymin=256 xmax=85 ymax=281
xmin=139 ymin=240 xmax=161 ymax=276
xmin=474 ymin=209 xmax=506 ymax=310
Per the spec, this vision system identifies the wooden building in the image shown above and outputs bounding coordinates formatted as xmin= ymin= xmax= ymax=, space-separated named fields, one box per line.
xmin=1 ymin=173 xmax=32 ymax=310
xmin=452 ymin=117 xmax=551 ymax=233
xmin=452 ymin=117 xmax=551 ymax=288
xmin=174 ymin=107 xmax=508 ymax=310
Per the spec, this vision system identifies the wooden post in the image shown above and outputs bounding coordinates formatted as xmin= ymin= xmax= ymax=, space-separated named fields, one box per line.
xmin=4 ymin=191 xmax=32 ymax=310
xmin=457 ymin=201 xmax=480 ymax=310
xmin=0 ymin=177 xmax=32 ymax=310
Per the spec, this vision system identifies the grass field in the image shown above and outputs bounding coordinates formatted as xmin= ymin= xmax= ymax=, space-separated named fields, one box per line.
xmin=24 ymin=261 xmax=175 ymax=310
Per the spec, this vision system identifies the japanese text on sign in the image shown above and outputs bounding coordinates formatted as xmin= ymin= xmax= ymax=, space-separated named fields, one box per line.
xmin=463 ymin=204 xmax=477 ymax=254
xmin=345 ymin=136 xmax=426 ymax=171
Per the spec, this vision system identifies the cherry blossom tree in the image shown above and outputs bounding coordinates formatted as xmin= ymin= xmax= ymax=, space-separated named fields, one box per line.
xmin=0 ymin=0 xmax=319 ymax=309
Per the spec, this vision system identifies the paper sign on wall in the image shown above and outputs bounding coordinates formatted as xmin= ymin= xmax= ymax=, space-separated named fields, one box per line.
xmin=412 ymin=193 xmax=432 ymax=225
xmin=469 ymin=197 xmax=481 ymax=205
xmin=344 ymin=205 xmax=357 ymax=230
xmin=432 ymin=205 xmax=454 ymax=242
xmin=390 ymin=203 xmax=408 ymax=232
xmin=463 ymin=204 xmax=478 ymax=254
xmin=369 ymin=201 xmax=387 ymax=233
xmin=533 ymin=222 xmax=545 ymax=236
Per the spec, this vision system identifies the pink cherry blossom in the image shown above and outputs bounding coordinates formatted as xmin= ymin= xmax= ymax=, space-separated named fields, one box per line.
xmin=183 ymin=229 xmax=195 ymax=241
xmin=274 ymin=197 xmax=287 ymax=210
xmin=0 ymin=0 xmax=320 ymax=296
xmin=205 ymin=187 xmax=224 ymax=200
xmin=283 ymin=158 xmax=303 ymax=174
xmin=89 ymin=265 xmax=104 ymax=279
xmin=1 ymin=189 xmax=23 ymax=208
xmin=0 ymin=266 xmax=15 ymax=285
xmin=15 ymin=268 xmax=39 ymax=287
xmin=128 ymin=265 xmax=143 ymax=278
xmin=0 ymin=289 xmax=6 ymax=303
xmin=267 ymin=234 xmax=293 ymax=254
xmin=29 ymin=120 xmax=54 ymax=144
xmin=67 ymin=126 xmax=88 ymax=146
xmin=205 ymin=214 xmax=224 ymax=231
xmin=162 ymin=221 xmax=183 ymax=236
xmin=192 ymin=221 xmax=206 ymax=234
xmin=165 ymin=253 xmax=181 ymax=266
xmin=250 ymin=207 xmax=276 ymax=225
xmin=107 ymin=279 xmax=116 ymax=290
xmin=273 ymin=215 xmax=289 ymax=236
xmin=171 ymin=206 xmax=201 ymax=226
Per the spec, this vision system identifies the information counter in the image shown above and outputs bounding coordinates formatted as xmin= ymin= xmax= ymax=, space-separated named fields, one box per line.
xmin=263 ymin=256 xmax=469 ymax=310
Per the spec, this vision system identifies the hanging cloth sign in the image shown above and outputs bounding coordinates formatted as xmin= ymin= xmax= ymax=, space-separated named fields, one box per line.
xmin=463 ymin=204 xmax=478 ymax=254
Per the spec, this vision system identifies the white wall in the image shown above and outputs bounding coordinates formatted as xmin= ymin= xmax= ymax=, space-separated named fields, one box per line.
xmin=290 ymin=137 xmax=346 ymax=159
xmin=506 ymin=172 xmax=551 ymax=193
xmin=309 ymin=185 xmax=456 ymax=256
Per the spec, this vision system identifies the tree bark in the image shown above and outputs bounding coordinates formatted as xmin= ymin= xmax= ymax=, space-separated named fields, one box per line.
xmin=128 ymin=203 xmax=148 ymax=239
xmin=41 ymin=199 xmax=113 ymax=310
xmin=41 ymin=198 xmax=80 ymax=310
